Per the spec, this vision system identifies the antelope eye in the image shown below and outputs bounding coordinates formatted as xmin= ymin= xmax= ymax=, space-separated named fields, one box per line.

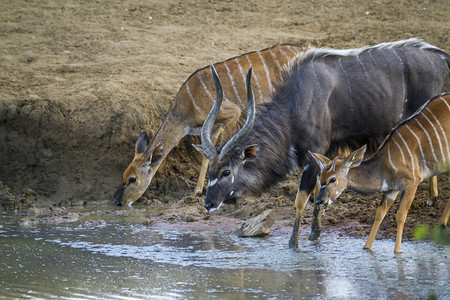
xmin=222 ymin=170 xmax=231 ymax=177
xmin=328 ymin=177 xmax=336 ymax=184
xmin=128 ymin=177 xmax=137 ymax=184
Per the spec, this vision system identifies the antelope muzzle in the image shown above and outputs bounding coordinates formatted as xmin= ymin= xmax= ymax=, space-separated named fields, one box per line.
xmin=116 ymin=184 xmax=125 ymax=206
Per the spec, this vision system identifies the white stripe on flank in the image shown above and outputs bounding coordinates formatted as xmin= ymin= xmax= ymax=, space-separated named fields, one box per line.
xmin=425 ymin=107 xmax=449 ymax=161
xmin=287 ymin=45 xmax=298 ymax=56
xmin=269 ymin=49 xmax=283 ymax=79
xmin=392 ymin=137 xmax=407 ymax=167
xmin=421 ymin=49 xmax=439 ymax=91
xmin=202 ymin=67 xmax=231 ymax=104
xmin=322 ymin=62 xmax=335 ymax=87
xmin=397 ymin=132 xmax=416 ymax=182
xmin=387 ymin=145 xmax=398 ymax=172
xmin=310 ymin=55 xmax=325 ymax=100
xmin=421 ymin=110 xmax=445 ymax=161
xmin=367 ymin=48 xmax=377 ymax=65
xmin=186 ymin=81 xmax=205 ymax=115
xmin=224 ymin=61 xmax=243 ymax=106
xmin=414 ymin=118 xmax=439 ymax=163
xmin=391 ymin=48 xmax=406 ymax=102
xmin=235 ymin=57 xmax=247 ymax=88
xmin=405 ymin=124 xmax=428 ymax=172
xmin=339 ymin=57 xmax=352 ymax=111
xmin=246 ymin=55 xmax=263 ymax=103
xmin=197 ymin=71 xmax=213 ymax=100
xmin=279 ymin=47 xmax=290 ymax=60
xmin=294 ymin=74 xmax=305 ymax=110
xmin=258 ymin=51 xmax=273 ymax=92
xmin=356 ymin=53 xmax=369 ymax=82
xmin=439 ymin=96 xmax=450 ymax=111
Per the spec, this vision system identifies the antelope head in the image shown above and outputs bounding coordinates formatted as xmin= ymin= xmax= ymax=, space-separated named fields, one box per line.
xmin=310 ymin=145 xmax=367 ymax=210
xmin=116 ymin=133 xmax=163 ymax=207
xmin=193 ymin=65 xmax=257 ymax=212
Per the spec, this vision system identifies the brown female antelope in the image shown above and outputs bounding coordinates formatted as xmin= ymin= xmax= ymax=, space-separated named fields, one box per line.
xmin=116 ymin=44 xmax=305 ymax=206
xmin=311 ymin=93 xmax=450 ymax=252
xmin=194 ymin=39 xmax=450 ymax=249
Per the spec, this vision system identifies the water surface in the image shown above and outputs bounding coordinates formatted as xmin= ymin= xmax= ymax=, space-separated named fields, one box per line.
xmin=0 ymin=207 xmax=448 ymax=299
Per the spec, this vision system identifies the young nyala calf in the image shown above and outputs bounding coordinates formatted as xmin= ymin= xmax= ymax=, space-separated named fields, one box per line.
xmin=311 ymin=93 xmax=450 ymax=253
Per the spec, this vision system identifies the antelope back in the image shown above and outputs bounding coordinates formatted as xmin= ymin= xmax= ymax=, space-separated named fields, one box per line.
xmin=175 ymin=44 xmax=305 ymax=124
xmin=380 ymin=93 xmax=450 ymax=180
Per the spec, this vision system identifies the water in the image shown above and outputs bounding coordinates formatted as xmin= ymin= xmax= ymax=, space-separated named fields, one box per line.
xmin=0 ymin=207 xmax=449 ymax=299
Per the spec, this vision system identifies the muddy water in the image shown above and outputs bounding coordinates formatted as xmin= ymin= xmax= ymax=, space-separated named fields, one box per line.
xmin=1 ymin=207 xmax=448 ymax=299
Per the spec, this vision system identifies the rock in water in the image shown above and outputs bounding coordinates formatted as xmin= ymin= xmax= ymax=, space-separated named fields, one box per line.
xmin=234 ymin=209 xmax=275 ymax=237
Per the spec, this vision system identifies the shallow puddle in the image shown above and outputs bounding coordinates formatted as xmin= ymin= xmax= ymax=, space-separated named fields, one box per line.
xmin=0 ymin=207 xmax=448 ymax=299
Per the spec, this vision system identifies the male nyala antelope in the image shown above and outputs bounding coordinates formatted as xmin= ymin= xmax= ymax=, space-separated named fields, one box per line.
xmin=116 ymin=44 xmax=305 ymax=206
xmin=311 ymin=93 xmax=450 ymax=253
xmin=194 ymin=38 xmax=450 ymax=248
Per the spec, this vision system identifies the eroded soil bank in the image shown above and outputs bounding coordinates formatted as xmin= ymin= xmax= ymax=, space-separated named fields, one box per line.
xmin=1 ymin=0 xmax=449 ymax=240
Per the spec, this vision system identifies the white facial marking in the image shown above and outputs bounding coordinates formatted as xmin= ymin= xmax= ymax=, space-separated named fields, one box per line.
xmin=208 ymin=201 xmax=224 ymax=213
xmin=231 ymin=176 xmax=235 ymax=183
xmin=138 ymin=180 xmax=141 ymax=185
xmin=208 ymin=178 xmax=218 ymax=187
xmin=230 ymin=191 xmax=234 ymax=196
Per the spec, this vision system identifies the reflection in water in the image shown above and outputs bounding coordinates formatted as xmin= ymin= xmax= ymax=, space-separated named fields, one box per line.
xmin=0 ymin=211 xmax=448 ymax=299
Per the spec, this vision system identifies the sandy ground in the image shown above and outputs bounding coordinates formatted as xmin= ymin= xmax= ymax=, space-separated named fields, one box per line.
xmin=1 ymin=0 xmax=449 ymax=241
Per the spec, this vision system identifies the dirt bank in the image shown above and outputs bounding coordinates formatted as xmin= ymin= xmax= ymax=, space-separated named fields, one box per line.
xmin=0 ymin=0 xmax=449 ymax=240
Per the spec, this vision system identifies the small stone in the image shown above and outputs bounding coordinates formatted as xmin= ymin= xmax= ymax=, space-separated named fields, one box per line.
xmin=234 ymin=209 xmax=276 ymax=237
xmin=84 ymin=219 xmax=106 ymax=226
xmin=185 ymin=215 xmax=197 ymax=222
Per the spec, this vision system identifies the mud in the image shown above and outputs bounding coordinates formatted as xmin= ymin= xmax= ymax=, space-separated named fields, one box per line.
xmin=0 ymin=0 xmax=449 ymax=241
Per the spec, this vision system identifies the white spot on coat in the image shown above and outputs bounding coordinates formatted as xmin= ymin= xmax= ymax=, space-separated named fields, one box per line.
xmin=381 ymin=180 xmax=389 ymax=192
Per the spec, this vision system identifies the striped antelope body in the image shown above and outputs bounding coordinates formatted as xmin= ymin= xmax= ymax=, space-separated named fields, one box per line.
xmin=116 ymin=44 xmax=305 ymax=206
xmin=194 ymin=38 xmax=450 ymax=249
xmin=311 ymin=93 xmax=450 ymax=252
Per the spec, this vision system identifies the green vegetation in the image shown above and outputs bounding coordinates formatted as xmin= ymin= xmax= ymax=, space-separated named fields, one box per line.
xmin=413 ymin=224 xmax=450 ymax=245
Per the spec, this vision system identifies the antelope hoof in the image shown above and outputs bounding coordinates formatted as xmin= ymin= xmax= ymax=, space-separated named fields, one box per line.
xmin=195 ymin=189 xmax=203 ymax=196
xmin=363 ymin=244 xmax=372 ymax=251
xmin=426 ymin=198 xmax=436 ymax=207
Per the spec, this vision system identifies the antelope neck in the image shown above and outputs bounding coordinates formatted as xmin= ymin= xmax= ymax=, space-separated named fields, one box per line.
xmin=347 ymin=156 xmax=386 ymax=194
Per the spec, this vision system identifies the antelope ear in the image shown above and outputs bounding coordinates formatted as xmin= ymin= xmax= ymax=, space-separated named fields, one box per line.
xmin=309 ymin=151 xmax=331 ymax=171
xmin=145 ymin=143 xmax=163 ymax=166
xmin=136 ymin=132 xmax=150 ymax=154
xmin=192 ymin=144 xmax=209 ymax=159
xmin=150 ymin=143 xmax=164 ymax=165
xmin=345 ymin=145 xmax=367 ymax=168
xmin=240 ymin=144 xmax=259 ymax=162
